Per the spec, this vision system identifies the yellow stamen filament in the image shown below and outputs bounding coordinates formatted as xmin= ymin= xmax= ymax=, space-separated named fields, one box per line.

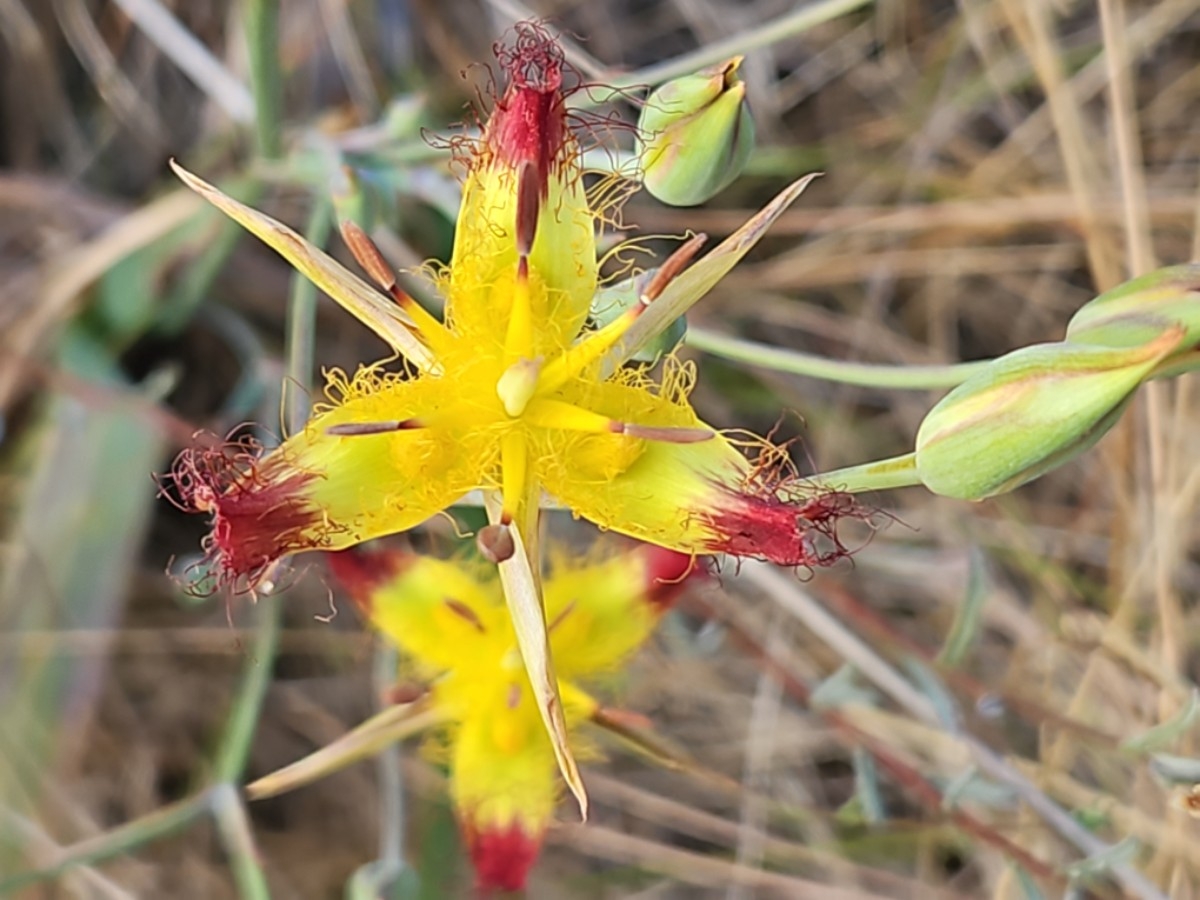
xmin=504 ymin=255 xmax=534 ymax=363
xmin=524 ymin=398 xmax=714 ymax=443
xmin=537 ymin=307 xmax=643 ymax=393
xmin=500 ymin=429 xmax=528 ymax=525
xmin=536 ymin=233 xmax=709 ymax=395
xmin=340 ymin=220 xmax=452 ymax=349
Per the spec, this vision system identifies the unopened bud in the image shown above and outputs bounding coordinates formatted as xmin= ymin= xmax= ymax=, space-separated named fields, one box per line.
xmin=636 ymin=58 xmax=755 ymax=206
xmin=1065 ymin=264 xmax=1200 ymax=354
xmin=915 ymin=330 xmax=1183 ymax=500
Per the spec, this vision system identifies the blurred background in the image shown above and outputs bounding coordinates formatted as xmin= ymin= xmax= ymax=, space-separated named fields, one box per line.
xmin=1 ymin=0 xmax=1198 ymax=897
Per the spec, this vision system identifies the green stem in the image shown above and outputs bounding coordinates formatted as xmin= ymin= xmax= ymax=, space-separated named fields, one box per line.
xmin=245 ymin=0 xmax=283 ymax=159
xmin=284 ymin=198 xmax=332 ymax=433
xmin=813 ymin=452 xmax=923 ymax=493
xmin=211 ymin=785 xmax=271 ymax=900
xmin=687 ymin=327 xmax=989 ymax=390
xmin=598 ymin=0 xmax=875 ymax=98
xmin=212 ymin=595 xmax=281 ymax=784
xmin=0 ymin=791 xmax=212 ymax=894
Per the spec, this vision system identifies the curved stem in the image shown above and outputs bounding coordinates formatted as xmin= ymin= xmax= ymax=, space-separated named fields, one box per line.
xmin=686 ymin=328 xmax=990 ymax=390
xmin=812 ymin=453 xmax=922 ymax=494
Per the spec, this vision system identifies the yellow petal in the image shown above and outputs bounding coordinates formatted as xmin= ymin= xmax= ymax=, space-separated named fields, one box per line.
xmin=171 ymin=371 xmax=488 ymax=588
xmin=451 ymin=687 xmax=557 ymax=893
xmin=170 ymin=161 xmax=437 ymax=372
xmin=538 ymin=378 xmax=865 ymax=567
xmin=326 ymin=548 xmax=500 ymax=672
xmin=445 ymin=25 xmax=597 ymax=353
xmin=545 ymin=544 xmax=698 ymax=678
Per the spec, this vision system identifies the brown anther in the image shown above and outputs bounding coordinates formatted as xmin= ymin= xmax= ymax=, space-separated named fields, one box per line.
xmin=383 ymin=682 xmax=427 ymax=705
xmin=546 ymin=599 xmax=576 ymax=635
xmin=477 ymin=523 xmax=516 ymax=564
xmin=611 ymin=422 xmax=715 ymax=444
xmin=515 ymin=161 xmax=541 ymax=257
xmin=641 ymin=233 xmax=708 ymax=304
xmin=444 ymin=597 xmax=486 ymax=633
xmin=340 ymin=220 xmax=397 ymax=291
xmin=326 ymin=419 xmax=423 ymax=436
xmin=507 ymin=683 xmax=522 ymax=710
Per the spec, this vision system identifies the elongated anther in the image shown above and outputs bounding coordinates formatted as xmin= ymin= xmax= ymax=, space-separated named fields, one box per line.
xmin=341 ymin=219 xmax=397 ymax=289
xmin=641 ymin=233 xmax=708 ymax=304
xmin=340 ymin=220 xmax=449 ymax=341
xmin=444 ymin=597 xmax=487 ymax=632
xmin=515 ymin=161 xmax=541 ymax=257
xmin=546 ymin=599 xmax=576 ymax=635
xmin=326 ymin=419 xmax=423 ymax=436
xmin=611 ymin=422 xmax=715 ymax=443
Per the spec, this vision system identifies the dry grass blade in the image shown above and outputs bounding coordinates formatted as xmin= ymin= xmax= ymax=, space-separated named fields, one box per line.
xmin=245 ymin=700 xmax=446 ymax=801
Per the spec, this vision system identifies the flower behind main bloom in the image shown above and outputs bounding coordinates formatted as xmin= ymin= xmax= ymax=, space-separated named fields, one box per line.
xmin=327 ymin=541 xmax=701 ymax=892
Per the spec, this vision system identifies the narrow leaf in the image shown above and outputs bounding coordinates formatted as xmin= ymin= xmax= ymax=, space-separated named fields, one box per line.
xmin=245 ymin=700 xmax=445 ymax=801
xmin=170 ymin=161 xmax=438 ymax=372
xmin=602 ymin=173 xmax=820 ymax=373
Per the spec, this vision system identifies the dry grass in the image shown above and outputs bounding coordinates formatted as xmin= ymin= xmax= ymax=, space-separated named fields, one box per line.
xmin=1 ymin=0 xmax=1199 ymax=897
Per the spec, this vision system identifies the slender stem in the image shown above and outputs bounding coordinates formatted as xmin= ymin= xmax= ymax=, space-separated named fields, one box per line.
xmin=686 ymin=327 xmax=988 ymax=390
xmin=812 ymin=452 xmax=922 ymax=494
xmin=284 ymin=198 xmax=332 ymax=434
xmin=372 ymin=642 xmax=409 ymax=880
xmin=211 ymin=784 xmax=271 ymax=900
xmin=0 ymin=792 xmax=213 ymax=893
xmin=606 ymin=0 xmax=876 ymax=92
xmin=213 ymin=596 xmax=281 ymax=784
xmin=244 ymin=0 xmax=283 ymax=159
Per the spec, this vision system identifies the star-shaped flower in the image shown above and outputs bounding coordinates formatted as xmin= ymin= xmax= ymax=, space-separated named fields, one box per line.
xmin=325 ymin=541 xmax=699 ymax=893
xmin=167 ymin=23 xmax=864 ymax=815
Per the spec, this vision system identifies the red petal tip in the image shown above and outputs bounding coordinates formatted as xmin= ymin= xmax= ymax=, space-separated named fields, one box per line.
xmin=464 ymin=819 xmax=544 ymax=893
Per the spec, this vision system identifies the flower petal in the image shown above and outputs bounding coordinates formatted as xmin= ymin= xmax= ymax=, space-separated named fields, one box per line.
xmin=171 ymin=373 xmax=488 ymax=589
xmin=170 ymin=161 xmax=438 ymax=372
xmin=545 ymin=544 xmax=699 ymax=678
xmin=445 ymin=24 xmax=597 ymax=353
xmin=326 ymin=548 xmax=500 ymax=672
xmin=452 ymin=701 xmax=556 ymax=893
xmin=539 ymin=380 xmax=865 ymax=567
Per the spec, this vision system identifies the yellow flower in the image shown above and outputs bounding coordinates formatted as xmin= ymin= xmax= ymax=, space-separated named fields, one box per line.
xmin=166 ymin=23 xmax=861 ymax=817
xmin=168 ymin=25 xmax=860 ymax=588
xmin=326 ymin=541 xmax=699 ymax=892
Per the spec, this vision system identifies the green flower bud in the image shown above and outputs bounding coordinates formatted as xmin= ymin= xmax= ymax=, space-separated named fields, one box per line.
xmin=1065 ymin=264 xmax=1200 ymax=353
xmin=915 ymin=330 xmax=1183 ymax=500
xmin=637 ymin=57 xmax=755 ymax=207
xmin=590 ymin=270 xmax=686 ymax=363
